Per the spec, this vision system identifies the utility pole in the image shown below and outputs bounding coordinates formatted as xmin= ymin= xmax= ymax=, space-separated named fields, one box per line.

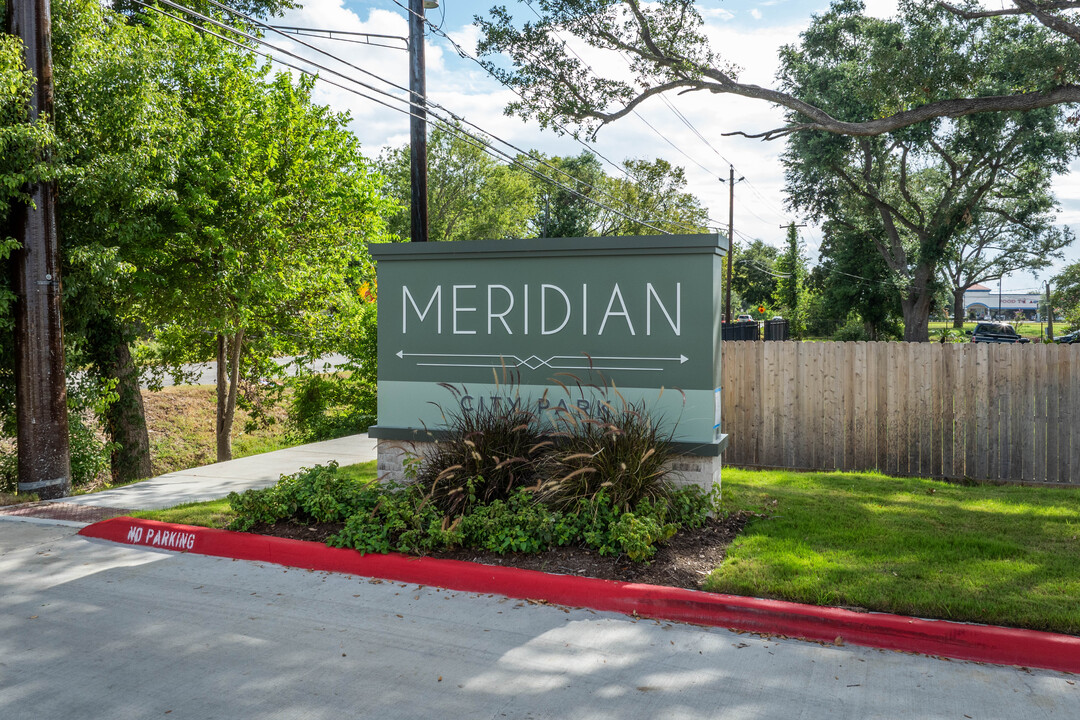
xmin=720 ymin=165 xmax=744 ymax=324
xmin=7 ymin=0 xmax=72 ymax=498
xmin=408 ymin=0 xmax=429 ymax=242
xmin=1046 ymin=280 xmax=1054 ymax=341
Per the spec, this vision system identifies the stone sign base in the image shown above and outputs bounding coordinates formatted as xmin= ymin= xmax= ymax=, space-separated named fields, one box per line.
xmin=375 ymin=438 xmax=720 ymax=494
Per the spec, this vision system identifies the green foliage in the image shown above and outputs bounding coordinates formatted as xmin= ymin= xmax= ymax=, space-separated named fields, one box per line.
xmin=226 ymin=462 xmax=378 ymax=531
xmin=0 ymin=371 xmax=117 ymax=493
xmin=0 ymin=34 xmax=56 ymax=228
xmin=530 ymin=151 xmax=604 ymax=237
xmin=772 ymin=224 xmax=810 ymax=338
xmin=287 ymin=303 xmax=378 ymax=442
xmin=830 ymin=312 xmax=902 ymax=342
xmin=324 ymin=482 xmax=714 ymax=562
xmin=1054 ymin=261 xmax=1080 ymax=328
xmin=732 ymin=240 xmax=780 ymax=311
xmin=378 ymin=121 xmax=533 ymax=242
xmin=780 ymin=1 xmax=1077 ymax=341
xmin=593 ymin=157 xmax=708 ymax=236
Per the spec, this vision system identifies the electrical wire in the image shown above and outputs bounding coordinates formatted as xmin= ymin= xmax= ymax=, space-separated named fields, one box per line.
xmin=134 ymin=0 xmax=689 ymax=235
xmin=223 ymin=0 xmax=706 ymax=233
xmin=388 ymin=0 xmax=733 ymax=230
xmin=517 ymin=0 xmax=802 ymax=231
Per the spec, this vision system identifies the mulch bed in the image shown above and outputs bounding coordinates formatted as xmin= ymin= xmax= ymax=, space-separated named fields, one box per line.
xmin=247 ymin=511 xmax=757 ymax=592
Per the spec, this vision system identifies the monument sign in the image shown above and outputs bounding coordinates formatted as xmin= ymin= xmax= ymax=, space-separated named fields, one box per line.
xmin=368 ymin=235 xmax=728 ymax=457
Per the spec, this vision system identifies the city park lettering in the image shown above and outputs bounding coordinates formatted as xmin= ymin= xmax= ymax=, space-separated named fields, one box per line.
xmin=401 ymin=282 xmax=681 ymax=337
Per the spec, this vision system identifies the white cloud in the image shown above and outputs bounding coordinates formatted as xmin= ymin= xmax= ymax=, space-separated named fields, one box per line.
xmin=263 ymin=0 xmax=1074 ymax=275
xmin=750 ymin=9 xmax=762 ymax=20
xmin=699 ymin=8 xmax=736 ymax=21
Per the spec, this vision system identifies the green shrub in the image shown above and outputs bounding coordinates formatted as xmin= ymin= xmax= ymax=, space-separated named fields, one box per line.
xmin=227 ymin=462 xmax=378 ymax=531
xmin=286 ymin=301 xmax=377 ymax=442
xmin=327 ymin=482 xmax=717 ymax=562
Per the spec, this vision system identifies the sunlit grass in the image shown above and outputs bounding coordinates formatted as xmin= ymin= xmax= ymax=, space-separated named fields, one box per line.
xmin=713 ymin=468 xmax=1080 ymax=634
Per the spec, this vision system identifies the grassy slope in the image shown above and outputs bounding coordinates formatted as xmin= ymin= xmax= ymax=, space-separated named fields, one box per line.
xmin=714 ymin=468 xmax=1080 ymax=634
xmin=142 ymin=385 xmax=290 ymax=477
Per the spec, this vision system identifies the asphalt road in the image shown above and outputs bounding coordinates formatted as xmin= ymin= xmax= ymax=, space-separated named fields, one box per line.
xmin=145 ymin=353 xmax=349 ymax=388
xmin=2 ymin=520 xmax=1074 ymax=720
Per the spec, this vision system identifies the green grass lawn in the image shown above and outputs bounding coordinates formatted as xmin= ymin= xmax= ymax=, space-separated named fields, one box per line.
xmin=133 ymin=461 xmax=1080 ymax=635
xmin=714 ymin=468 xmax=1080 ymax=634
xmin=928 ymin=320 xmax=1072 ymax=341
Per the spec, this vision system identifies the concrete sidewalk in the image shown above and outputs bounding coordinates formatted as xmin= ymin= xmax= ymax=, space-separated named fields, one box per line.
xmin=16 ymin=433 xmax=377 ymax=514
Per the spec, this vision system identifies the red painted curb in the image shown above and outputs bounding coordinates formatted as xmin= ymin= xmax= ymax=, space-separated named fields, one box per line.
xmin=80 ymin=517 xmax=1080 ymax=674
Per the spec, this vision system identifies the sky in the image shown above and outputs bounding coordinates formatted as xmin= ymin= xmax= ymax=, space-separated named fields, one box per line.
xmin=265 ymin=0 xmax=1080 ymax=294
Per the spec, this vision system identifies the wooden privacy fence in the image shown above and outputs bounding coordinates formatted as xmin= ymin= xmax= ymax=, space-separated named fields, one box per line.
xmin=720 ymin=341 xmax=1080 ymax=484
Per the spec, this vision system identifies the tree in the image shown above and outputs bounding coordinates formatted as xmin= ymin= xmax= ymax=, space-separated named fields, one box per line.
xmin=378 ymin=122 xmax=534 ymax=242
xmin=780 ymin=1 xmax=1076 ymax=341
xmin=1055 ymin=262 xmax=1080 ymax=327
xmin=593 ymin=157 xmax=708 ymax=236
xmin=529 ymin=151 xmax=605 ymax=237
xmin=132 ymin=32 xmax=393 ymax=462
xmin=772 ymin=223 xmax=810 ymax=337
xmin=813 ymin=208 xmax=904 ymax=339
xmin=476 ymin=0 xmax=1080 ymax=140
xmin=730 ymin=239 xmax=780 ymax=312
xmin=47 ymin=0 xmax=194 ymax=482
xmin=939 ymin=201 xmax=1073 ymax=328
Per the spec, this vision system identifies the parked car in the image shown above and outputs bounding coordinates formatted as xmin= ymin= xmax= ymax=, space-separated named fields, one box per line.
xmin=736 ymin=314 xmax=754 ymax=323
xmin=967 ymin=322 xmax=1030 ymax=344
xmin=1054 ymin=329 xmax=1079 ymax=344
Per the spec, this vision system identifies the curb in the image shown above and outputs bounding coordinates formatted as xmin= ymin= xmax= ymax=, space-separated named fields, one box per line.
xmin=79 ymin=517 xmax=1080 ymax=675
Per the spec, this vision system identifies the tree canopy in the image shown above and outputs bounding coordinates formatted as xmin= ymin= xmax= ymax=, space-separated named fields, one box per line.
xmin=780 ymin=0 xmax=1076 ymax=341
xmin=476 ymin=0 xmax=1080 ymax=140
xmin=3 ymin=0 xmax=394 ymax=478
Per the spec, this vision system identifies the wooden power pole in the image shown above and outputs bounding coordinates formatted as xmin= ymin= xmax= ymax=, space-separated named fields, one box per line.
xmin=7 ymin=0 xmax=72 ymax=499
xmin=721 ymin=165 xmax=743 ymax=324
xmin=408 ymin=0 xmax=428 ymax=242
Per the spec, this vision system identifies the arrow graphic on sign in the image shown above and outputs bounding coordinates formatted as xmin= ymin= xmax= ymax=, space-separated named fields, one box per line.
xmin=396 ymin=351 xmax=688 ymax=372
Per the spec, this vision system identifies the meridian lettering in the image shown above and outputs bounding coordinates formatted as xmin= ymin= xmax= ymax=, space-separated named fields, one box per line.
xmin=401 ymin=282 xmax=681 ymax=337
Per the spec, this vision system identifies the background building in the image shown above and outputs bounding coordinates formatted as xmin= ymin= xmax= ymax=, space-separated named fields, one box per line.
xmin=963 ymin=284 xmax=1041 ymax=320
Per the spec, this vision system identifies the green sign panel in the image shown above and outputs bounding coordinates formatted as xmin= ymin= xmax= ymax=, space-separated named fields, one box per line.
xmin=368 ymin=235 xmax=728 ymax=453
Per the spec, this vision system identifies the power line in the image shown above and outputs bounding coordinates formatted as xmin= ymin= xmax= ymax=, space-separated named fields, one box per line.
xmin=240 ymin=0 xmax=703 ymax=234
xmin=137 ymin=0 xmax=685 ymax=235
xmin=516 ymin=0 xmax=801 ymax=231
xmin=393 ymin=0 xmax=732 ymax=230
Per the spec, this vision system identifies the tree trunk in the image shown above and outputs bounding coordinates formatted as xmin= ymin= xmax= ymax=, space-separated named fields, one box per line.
xmin=87 ymin=315 xmax=152 ymax=483
xmin=215 ymin=330 xmax=244 ymax=462
xmin=952 ymin=287 xmax=966 ymax=329
xmin=901 ymin=294 xmax=933 ymax=342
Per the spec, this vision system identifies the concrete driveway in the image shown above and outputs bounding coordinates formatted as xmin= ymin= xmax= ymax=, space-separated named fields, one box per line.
xmin=2 ymin=520 xmax=1074 ymax=720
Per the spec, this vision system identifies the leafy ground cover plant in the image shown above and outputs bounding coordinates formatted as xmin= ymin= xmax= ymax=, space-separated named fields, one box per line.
xmin=227 ymin=461 xmax=380 ymax=531
xmin=226 ymin=463 xmax=716 ymax=561
xmin=228 ymin=380 xmax=712 ymax=562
